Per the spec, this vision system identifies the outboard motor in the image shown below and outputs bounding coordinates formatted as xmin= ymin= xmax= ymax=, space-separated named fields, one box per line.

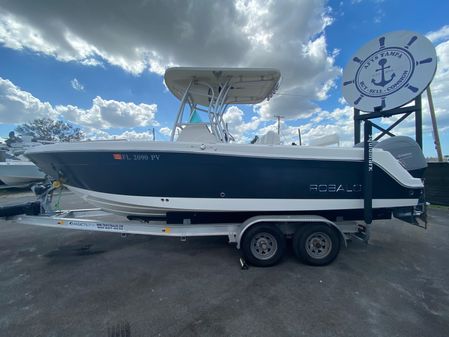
xmin=355 ymin=136 xmax=427 ymax=178
xmin=373 ymin=136 xmax=427 ymax=227
xmin=374 ymin=136 xmax=427 ymax=178
xmin=356 ymin=136 xmax=427 ymax=227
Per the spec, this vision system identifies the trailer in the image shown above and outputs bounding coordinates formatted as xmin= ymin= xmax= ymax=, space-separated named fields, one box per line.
xmin=11 ymin=209 xmax=371 ymax=267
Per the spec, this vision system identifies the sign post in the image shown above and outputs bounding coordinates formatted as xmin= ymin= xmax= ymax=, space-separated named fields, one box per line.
xmin=426 ymin=87 xmax=444 ymax=161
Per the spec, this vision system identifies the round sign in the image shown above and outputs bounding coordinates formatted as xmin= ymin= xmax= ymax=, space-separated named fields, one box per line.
xmin=342 ymin=31 xmax=437 ymax=112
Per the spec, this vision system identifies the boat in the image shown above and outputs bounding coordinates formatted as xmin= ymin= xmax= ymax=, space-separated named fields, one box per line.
xmin=0 ymin=137 xmax=46 ymax=186
xmin=25 ymin=67 xmax=426 ymax=224
xmin=0 ymin=160 xmax=45 ymax=186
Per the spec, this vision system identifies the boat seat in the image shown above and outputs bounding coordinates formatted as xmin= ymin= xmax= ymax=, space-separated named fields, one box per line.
xmin=176 ymin=124 xmax=217 ymax=143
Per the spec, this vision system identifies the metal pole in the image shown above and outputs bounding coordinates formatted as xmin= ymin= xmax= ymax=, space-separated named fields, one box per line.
xmin=415 ymin=95 xmax=423 ymax=149
xmin=275 ymin=115 xmax=284 ymax=135
xmin=363 ymin=121 xmax=373 ymax=225
xmin=354 ymin=108 xmax=361 ymax=145
xmin=298 ymin=128 xmax=302 ymax=146
xmin=426 ymin=87 xmax=443 ymax=162
xmin=277 ymin=116 xmax=281 ymax=135
xmin=170 ymin=80 xmax=193 ymax=141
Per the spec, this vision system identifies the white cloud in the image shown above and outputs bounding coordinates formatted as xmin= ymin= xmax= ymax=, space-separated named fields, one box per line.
xmin=0 ymin=77 xmax=58 ymax=123
xmin=222 ymin=102 xmax=354 ymax=146
xmin=412 ymin=38 xmax=449 ymax=139
xmin=0 ymin=0 xmax=340 ymax=119
xmin=373 ymin=8 xmax=385 ymax=23
xmin=426 ymin=25 xmax=449 ymax=43
xmin=159 ymin=127 xmax=171 ymax=136
xmin=84 ymin=128 xmax=154 ymax=141
xmin=56 ymin=97 xmax=158 ymax=129
xmin=223 ymin=106 xmax=263 ymax=142
xmin=70 ymin=78 xmax=84 ymax=91
xmin=0 ymin=10 xmax=103 ymax=67
xmin=299 ymin=105 xmax=354 ymax=145
xmin=0 ymin=76 xmax=159 ymax=129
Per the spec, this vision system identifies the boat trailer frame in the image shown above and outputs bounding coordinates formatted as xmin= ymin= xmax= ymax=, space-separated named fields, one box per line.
xmin=10 ymin=208 xmax=369 ymax=249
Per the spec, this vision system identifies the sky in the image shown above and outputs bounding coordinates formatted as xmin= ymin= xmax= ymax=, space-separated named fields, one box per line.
xmin=0 ymin=0 xmax=448 ymax=157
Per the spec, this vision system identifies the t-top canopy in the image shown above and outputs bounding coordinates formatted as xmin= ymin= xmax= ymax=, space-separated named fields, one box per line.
xmin=164 ymin=67 xmax=281 ymax=106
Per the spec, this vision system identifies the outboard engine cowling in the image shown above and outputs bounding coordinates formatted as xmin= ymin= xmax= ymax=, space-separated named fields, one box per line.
xmin=374 ymin=136 xmax=427 ymax=178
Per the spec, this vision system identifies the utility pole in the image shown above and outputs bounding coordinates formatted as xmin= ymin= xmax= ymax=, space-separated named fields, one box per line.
xmin=427 ymin=87 xmax=443 ymax=162
xmin=275 ymin=115 xmax=284 ymax=135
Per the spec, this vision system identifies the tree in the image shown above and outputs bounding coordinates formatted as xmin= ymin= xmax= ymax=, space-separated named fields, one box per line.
xmin=15 ymin=118 xmax=84 ymax=142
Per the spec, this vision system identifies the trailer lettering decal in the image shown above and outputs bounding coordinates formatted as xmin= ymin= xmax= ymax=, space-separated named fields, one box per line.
xmin=96 ymin=223 xmax=124 ymax=231
xmin=67 ymin=221 xmax=124 ymax=231
xmin=68 ymin=221 xmax=96 ymax=229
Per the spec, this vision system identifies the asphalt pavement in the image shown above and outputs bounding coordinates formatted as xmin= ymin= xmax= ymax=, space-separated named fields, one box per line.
xmin=0 ymin=190 xmax=448 ymax=337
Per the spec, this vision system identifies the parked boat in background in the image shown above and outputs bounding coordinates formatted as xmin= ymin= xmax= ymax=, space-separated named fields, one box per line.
xmin=0 ymin=136 xmax=46 ymax=186
xmin=0 ymin=160 xmax=45 ymax=186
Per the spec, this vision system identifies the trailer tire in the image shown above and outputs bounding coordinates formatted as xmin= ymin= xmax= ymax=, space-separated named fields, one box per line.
xmin=293 ymin=224 xmax=340 ymax=266
xmin=241 ymin=224 xmax=286 ymax=267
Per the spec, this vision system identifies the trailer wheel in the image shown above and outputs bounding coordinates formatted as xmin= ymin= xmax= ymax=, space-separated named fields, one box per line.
xmin=241 ymin=224 xmax=286 ymax=267
xmin=293 ymin=224 xmax=340 ymax=266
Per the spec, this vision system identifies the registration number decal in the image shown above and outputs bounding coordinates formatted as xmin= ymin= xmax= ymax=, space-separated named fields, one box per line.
xmin=112 ymin=153 xmax=160 ymax=161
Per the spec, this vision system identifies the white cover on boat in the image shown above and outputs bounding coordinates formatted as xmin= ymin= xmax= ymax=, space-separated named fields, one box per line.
xmin=309 ymin=133 xmax=340 ymax=147
xmin=256 ymin=131 xmax=281 ymax=145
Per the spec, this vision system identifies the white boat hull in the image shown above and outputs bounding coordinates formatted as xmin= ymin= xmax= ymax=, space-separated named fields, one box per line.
xmin=68 ymin=185 xmax=419 ymax=217
xmin=0 ymin=162 xmax=45 ymax=186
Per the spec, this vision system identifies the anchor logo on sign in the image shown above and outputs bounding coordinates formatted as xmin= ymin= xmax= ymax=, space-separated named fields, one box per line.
xmin=371 ymin=58 xmax=396 ymax=87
